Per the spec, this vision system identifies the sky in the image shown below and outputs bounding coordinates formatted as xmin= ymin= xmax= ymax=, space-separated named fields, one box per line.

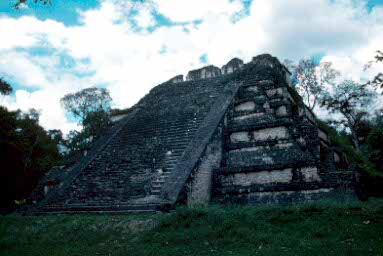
xmin=0 ymin=0 xmax=383 ymax=134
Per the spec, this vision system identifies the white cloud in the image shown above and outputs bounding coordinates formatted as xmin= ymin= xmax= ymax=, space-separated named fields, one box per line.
xmin=0 ymin=0 xmax=383 ymax=135
xmin=154 ymin=0 xmax=243 ymax=22
xmin=4 ymin=89 xmax=80 ymax=134
xmin=135 ymin=8 xmax=156 ymax=28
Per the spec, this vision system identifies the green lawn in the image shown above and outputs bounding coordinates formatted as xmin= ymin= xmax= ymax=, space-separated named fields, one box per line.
xmin=1 ymin=199 xmax=383 ymax=256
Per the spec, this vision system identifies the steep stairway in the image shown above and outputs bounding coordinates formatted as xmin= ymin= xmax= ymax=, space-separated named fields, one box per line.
xmin=37 ymin=75 xmax=231 ymax=213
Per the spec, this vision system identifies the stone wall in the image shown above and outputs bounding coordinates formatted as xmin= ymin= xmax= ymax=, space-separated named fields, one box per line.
xmin=210 ymin=54 xmax=356 ymax=205
xmin=186 ymin=125 xmax=223 ymax=206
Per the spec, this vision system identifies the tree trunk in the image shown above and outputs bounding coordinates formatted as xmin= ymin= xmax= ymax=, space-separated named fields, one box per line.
xmin=351 ymin=128 xmax=360 ymax=152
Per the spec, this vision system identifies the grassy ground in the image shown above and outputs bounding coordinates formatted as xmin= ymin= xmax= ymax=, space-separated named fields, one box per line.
xmin=1 ymin=199 xmax=383 ymax=256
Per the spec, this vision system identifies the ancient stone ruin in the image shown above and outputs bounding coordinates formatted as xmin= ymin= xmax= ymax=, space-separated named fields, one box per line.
xmin=31 ymin=54 xmax=355 ymax=213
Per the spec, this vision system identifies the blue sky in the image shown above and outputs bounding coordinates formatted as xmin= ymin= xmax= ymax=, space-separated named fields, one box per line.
xmin=0 ymin=0 xmax=383 ymax=133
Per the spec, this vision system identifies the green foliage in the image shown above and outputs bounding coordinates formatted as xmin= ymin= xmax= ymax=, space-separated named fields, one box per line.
xmin=60 ymin=87 xmax=113 ymax=155
xmin=367 ymin=128 xmax=383 ymax=151
xmin=62 ymin=110 xmax=111 ymax=155
xmin=0 ymin=78 xmax=13 ymax=96
xmin=1 ymin=203 xmax=383 ymax=255
xmin=64 ymin=129 xmax=91 ymax=153
xmin=366 ymin=127 xmax=383 ymax=172
xmin=12 ymin=0 xmax=148 ymax=10
xmin=321 ymin=80 xmax=376 ymax=151
xmin=83 ymin=110 xmax=110 ymax=137
xmin=0 ymin=106 xmax=61 ymax=208
xmin=289 ymin=58 xmax=339 ymax=110
xmin=12 ymin=0 xmax=52 ymax=10
xmin=48 ymin=129 xmax=64 ymax=146
xmin=365 ymin=50 xmax=383 ymax=92
xmin=60 ymin=87 xmax=112 ymax=124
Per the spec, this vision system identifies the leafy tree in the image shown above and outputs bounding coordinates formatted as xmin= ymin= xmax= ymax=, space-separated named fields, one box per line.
xmin=12 ymin=0 xmax=148 ymax=10
xmin=367 ymin=127 xmax=383 ymax=170
xmin=64 ymin=129 xmax=91 ymax=153
xmin=83 ymin=110 xmax=110 ymax=137
xmin=290 ymin=58 xmax=340 ymax=111
xmin=60 ymin=87 xmax=112 ymax=125
xmin=48 ymin=129 xmax=64 ymax=145
xmin=60 ymin=87 xmax=112 ymax=155
xmin=321 ymin=80 xmax=376 ymax=152
xmin=364 ymin=50 xmax=383 ymax=92
xmin=12 ymin=0 xmax=52 ymax=9
xmin=0 ymin=106 xmax=61 ymax=208
xmin=0 ymin=78 xmax=13 ymax=101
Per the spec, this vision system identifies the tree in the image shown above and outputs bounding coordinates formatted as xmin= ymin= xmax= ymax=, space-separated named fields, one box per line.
xmin=48 ymin=129 xmax=64 ymax=145
xmin=0 ymin=106 xmax=61 ymax=208
xmin=0 ymin=78 xmax=13 ymax=101
xmin=321 ymin=80 xmax=376 ymax=152
xmin=291 ymin=58 xmax=340 ymax=111
xmin=12 ymin=0 xmax=52 ymax=10
xmin=60 ymin=87 xmax=112 ymax=125
xmin=367 ymin=127 xmax=383 ymax=170
xmin=64 ymin=129 xmax=96 ymax=153
xmin=12 ymin=0 xmax=148 ymax=10
xmin=364 ymin=50 xmax=383 ymax=92
xmin=82 ymin=110 xmax=110 ymax=137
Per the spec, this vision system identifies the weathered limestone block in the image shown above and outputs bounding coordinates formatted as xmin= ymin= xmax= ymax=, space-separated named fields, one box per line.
xmin=230 ymin=131 xmax=250 ymax=143
xmin=222 ymin=58 xmax=244 ymax=75
xmin=276 ymin=105 xmax=288 ymax=116
xmin=275 ymin=142 xmax=293 ymax=149
xmin=186 ymin=65 xmax=221 ymax=81
xmin=301 ymin=167 xmax=321 ymax=182
xmin=230 ymin=127 xmax=289 ymax=143
xmin=245 ymin=86 xmax=258 ymax=93
xmin=266 ymin=87 xmax=283 ymax=97
xmin=253 ymin=127 xmax=289 ymax=141
xmin=168 ymin=74 xmax=184 ymax=83
xmin=231 ymin=169 xmax=293 ymax=186
xmin=233 ymin=112 xmax=264 ymax=121
xmin=227 ymin=151 xmax=276 ymax=167
xmin=231 ymin=146 xmax=265 ymax=153
xmin=235 ymin=101 xmax=256 ymax=112
xmin=251 ymin=54 xmax=278 ymax=68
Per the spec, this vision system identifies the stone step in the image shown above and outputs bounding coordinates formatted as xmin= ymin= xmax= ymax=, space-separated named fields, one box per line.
xmin=114 ymin=134 xmax=194 ymax=145
xmin=164 ymin=153 xmax=182 ymax=160
xmin=150 ymin=190 xmax=161 ymax=195
xmin=153 ymin=175 xmax=169 ymax=182
xmin=151 ymin=183 xmax=162 ymax=189
xmin=39 ymin=203 xmax=161 ymax=213
xmin=123 ymin=122 xmax=203 ymax=135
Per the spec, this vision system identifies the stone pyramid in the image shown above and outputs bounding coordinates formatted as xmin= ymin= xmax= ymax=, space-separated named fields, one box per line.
xmin=31 ymin=54 xmax=356 ymax=213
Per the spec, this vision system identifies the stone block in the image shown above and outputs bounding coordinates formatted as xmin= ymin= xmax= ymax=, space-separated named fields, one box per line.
xmin=232 ymin=168 xmax=293 ymax=186
xmin=186 ymin=65 xmax=221 ymax=81
xmin=222 ymin=58 xmax=244 ymax=75
xmin=235 ymin=101 xmax=256 ymax=112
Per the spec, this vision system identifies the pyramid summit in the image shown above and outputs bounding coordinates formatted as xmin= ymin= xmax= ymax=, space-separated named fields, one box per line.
xmin=31 ymin=54 xmax=356 ymax=213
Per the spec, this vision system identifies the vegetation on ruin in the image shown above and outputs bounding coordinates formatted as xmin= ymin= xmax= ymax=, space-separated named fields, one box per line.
xmin=1 ymin=201 xmax=383 ymax=255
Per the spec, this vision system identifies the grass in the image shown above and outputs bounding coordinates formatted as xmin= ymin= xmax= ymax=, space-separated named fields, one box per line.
xmin=1 ymin=199 xmax=383 ymax=256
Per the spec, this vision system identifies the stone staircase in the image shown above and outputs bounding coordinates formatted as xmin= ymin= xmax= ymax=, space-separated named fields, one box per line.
xmin=36 ymin=75 xmax=230 ymax=213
